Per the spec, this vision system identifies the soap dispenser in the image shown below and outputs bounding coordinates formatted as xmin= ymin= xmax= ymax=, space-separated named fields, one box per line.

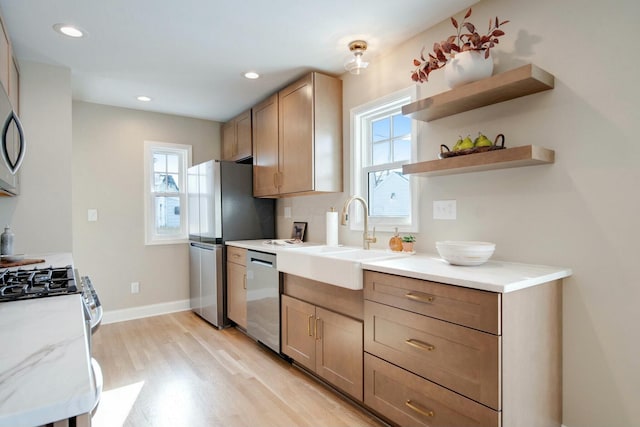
xmin=1 ymin=225 xmax=14 ymax=255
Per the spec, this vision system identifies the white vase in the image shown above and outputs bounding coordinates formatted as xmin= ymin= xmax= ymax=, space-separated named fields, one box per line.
xmin=444 ymin=50 xmax=494 ymax=89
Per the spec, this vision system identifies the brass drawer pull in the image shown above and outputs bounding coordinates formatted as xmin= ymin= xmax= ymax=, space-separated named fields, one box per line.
xmin=405 ymin=400 xmax=434 ymax=417
xmin=405 ymin=338 xmax=435 ymax=352
xmin=405 ymin=292 xmax=434 ymax=303
xmin=243 ymin=274 xmax=247 ymax=290
xmin=308 ymin=315 xmax=314 ymax=337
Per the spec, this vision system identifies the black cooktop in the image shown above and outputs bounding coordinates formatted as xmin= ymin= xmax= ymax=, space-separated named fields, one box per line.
xmin=0 ymin=265 xmax=78 ymax=302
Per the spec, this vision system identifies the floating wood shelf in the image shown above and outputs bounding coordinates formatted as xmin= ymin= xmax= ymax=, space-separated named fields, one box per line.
xmin=402 ymin=145 xmax=555 ymax=176
xmin=402 ymin=64 xmax=555 ymax=122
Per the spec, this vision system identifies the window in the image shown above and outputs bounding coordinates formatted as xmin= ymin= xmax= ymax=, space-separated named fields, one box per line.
xmin=144 ymin=141 xmax=192 ymax=245
xmin=350 ymin=87 xmax=418 ymax=232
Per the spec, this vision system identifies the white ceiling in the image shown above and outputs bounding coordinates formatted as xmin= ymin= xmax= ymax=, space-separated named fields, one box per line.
xmin=0 ymin=0 xmax=476 ymax=122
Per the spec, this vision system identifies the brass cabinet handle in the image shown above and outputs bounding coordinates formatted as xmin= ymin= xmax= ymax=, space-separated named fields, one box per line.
xmin=405 ymin=292 xmax=434 ymax=304
xmin=308 ymin=315 xmax=314 ymax=337
xmin=315 ymin=317 xmax=321 ymax=340
xmin=273 ymin=172 xmax=278 ymax=188
xmin=242 ymin=274 xmax=246 ymax=290
xmin=405 ymin=400 xmax=434 ymax=418
xmin=405 ymin=338 xmax=435 ymax=352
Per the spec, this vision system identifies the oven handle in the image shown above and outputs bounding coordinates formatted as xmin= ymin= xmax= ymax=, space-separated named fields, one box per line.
xmin=90 ymin=357 xmax=103 ymax=415
xmin=91 ymin=305 xmax=103 ymax=334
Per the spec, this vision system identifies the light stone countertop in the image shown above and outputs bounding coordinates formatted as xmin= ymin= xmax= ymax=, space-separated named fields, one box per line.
xmin=226 ymin=241 xmax=572 ymax=293
xmin=225 ymin=239 xmax=319 ymax=254
xmin=362 ymin=253 xmax=572 ymax=293
xmin=0 ymin=253 xmax=97 ymax=427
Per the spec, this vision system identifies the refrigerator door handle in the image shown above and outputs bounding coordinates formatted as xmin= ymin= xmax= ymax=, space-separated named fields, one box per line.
xmin=190 ymin=242 xmax=215 ymax=251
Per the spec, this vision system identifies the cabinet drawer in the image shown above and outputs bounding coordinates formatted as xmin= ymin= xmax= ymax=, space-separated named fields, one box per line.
xmin=227 ymin=246 xmax=246 ymax=266
xmin=365 ymin=300 xmax=500 ymax=410
xmin=365 ymin=353 xmax=500 ymax=427
xmin=364 ymin=271 xmax=500 ymax=334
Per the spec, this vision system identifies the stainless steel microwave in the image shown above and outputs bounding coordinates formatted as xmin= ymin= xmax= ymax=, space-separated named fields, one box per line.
xmin=0 ymin=83 xmax=24 ymax=196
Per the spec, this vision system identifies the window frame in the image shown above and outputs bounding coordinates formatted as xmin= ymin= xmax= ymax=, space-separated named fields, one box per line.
xmin=143 ymin=140 xmax=192 ymax=245
xmin=350 ymin=86 xmax=418 ymax=233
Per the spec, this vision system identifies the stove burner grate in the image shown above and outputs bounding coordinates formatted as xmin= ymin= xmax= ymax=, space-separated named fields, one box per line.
xmin=0 ymin=265 xmax=78 ymax=302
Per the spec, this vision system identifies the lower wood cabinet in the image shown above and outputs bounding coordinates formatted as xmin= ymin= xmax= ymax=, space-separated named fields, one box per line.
xmin=281 ymin=294 xmax=363 ymax=401
xmin=364 ymin=270 xmax=562 ymax=427
xmin=365 ymin=353 xmax=499 ymax=427
xmin=226 ymin=246 xmax=247 ymax=328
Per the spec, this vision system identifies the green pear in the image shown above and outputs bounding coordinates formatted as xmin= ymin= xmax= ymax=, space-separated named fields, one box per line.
xmin=459 ymin=135 xmax=474 ymax=150
xmin=452 ymin=136 xmax=463 ymax=151
xmin=474 ymin=132 xmax=493 ymax=147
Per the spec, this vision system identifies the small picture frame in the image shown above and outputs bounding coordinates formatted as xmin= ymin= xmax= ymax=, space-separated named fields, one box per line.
xmin=291 ymin=222 xmax=307 ymax=241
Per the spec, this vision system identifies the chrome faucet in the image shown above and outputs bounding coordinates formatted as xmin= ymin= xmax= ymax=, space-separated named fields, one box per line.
xmin=341 ymin=195 xmax=377 ymax=250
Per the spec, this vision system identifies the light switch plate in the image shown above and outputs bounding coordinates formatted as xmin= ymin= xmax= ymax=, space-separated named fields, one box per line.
xmin=284 ymin=207 xmax=292 ymax=218
xmin=87 ymin=209 xmax=98 ymax=222
xmin=433 ymin=200 xmax=457 ymax=220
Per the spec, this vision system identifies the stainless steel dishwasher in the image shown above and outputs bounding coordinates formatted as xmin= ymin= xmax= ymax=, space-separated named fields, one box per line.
xmin=246 ymin=250 xmax=279 ymax=353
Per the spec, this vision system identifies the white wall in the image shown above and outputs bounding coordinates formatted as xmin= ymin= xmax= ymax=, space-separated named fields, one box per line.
xmin=280 ymin=0 xmax=640 ymax=426
xmin=0 ymin=61 xmax=73 ymax=253
xmin=72 ymin=101 xmax=220 ymax=313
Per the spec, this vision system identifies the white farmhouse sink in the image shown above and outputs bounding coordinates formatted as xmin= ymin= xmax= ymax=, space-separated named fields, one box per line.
xmin=277 ymin=246 xmax=408 ymax=290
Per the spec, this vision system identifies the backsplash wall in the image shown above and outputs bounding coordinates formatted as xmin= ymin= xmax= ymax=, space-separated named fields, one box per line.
xmin=279 ymin=0 xmax=640 ymax=426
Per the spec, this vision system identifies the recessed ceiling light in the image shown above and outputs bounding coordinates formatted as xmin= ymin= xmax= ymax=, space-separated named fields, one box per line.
xmin=137 ymin=96 xmax=152 ymax=102
xmin=53 ymin=23 xmax=86 ymax=38
xmin=244 ymin=71 xmax=260 ymax=79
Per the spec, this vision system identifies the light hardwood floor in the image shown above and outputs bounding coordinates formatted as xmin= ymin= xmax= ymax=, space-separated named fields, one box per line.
xmin=92 ymin=311 xmax=385 ymax=427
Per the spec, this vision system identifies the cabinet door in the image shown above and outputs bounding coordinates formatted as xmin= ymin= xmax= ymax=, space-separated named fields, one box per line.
xmin=278 ymin=74 xmax=313 ymax=194
xmin=221 ymin=120 xmax=236 ymax=161
xmin=226 ymin=261 xmax=247 ymax=328
xmin=281 ymin=295 xmax=316 ymax=371
xmin=0 ymin=22 xmax=8 ymax=94
xmin=9 ymin=56 xmax=18 ymax=112
xmin=235 ymin=109 xmax=252 ymax=160
xmin=315 ymin=307 xmax=364 ymax=401
xmin=252 ymin=93 xmax=279 ymax=197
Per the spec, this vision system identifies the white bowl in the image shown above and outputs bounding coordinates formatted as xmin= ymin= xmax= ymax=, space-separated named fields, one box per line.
xmin=436 ymin=241 xmax=495 ymax=266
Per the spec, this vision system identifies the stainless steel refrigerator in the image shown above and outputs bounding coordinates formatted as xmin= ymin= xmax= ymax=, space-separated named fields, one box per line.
xmin=187 ymin=160 xmax=274 ymax=327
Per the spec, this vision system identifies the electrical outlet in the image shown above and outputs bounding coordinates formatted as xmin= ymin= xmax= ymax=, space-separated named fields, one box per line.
xmin=87 ymin=209 xmax=98 ymax=222
xmin=131 ymin=282 xmax=140 ymax=294
xmin=433 ymin=200 xmax=457 ymax=220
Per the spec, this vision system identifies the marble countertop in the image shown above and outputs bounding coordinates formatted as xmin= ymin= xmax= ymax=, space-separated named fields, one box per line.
xmin=362 ymin=253 xmax=572 ymax=293
xmin=0 ymin=253 xmax=97 ymax=427
xmin=226 ymin=241 xmax=572 ymax=293
xmin=226 ymin=239 xmax=319 ymax=254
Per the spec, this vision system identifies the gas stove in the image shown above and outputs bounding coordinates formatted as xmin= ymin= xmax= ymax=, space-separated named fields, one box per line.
xmin=0 ymin=265 xmax=78 ymax=302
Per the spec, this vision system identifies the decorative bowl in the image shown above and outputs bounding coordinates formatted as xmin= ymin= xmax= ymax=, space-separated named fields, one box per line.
xmin=435 ymin=241 xmax=495 ymax=266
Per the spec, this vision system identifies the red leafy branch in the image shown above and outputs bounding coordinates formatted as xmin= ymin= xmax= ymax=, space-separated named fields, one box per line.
xmin=411 ymin=8 xmax=509 ymax=83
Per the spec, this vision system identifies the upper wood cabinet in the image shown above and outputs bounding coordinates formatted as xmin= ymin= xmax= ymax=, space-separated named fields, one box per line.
xmin=0 ymin=14 xmax=19 ymax=113
xmin=253 ymin=72 xmax=342 ymax=198
xmin=252 ymin=94 xmax=279 ymax=197
xmin=0 ymin=19 xmax=9 ymax=96
xmin=221 ymin=109 xmax=252 ymax=162
xmin=9 ymin=56 xmax=18 ymax=112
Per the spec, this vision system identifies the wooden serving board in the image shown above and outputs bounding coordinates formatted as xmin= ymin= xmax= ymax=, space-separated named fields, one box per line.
xmin=0 ymin=258 xmax=46 ymax=268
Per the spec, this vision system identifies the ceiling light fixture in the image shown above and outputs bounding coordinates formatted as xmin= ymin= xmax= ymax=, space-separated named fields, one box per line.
xmin=137 ymin=96 xmax=151 ymax=102
xmin=53 ymin=23 xmax=86 ymax=38
xmin=344 ymin=40 xmax=369 ymax=75
xmin=244 ymin=71 xmax=260 ymax=79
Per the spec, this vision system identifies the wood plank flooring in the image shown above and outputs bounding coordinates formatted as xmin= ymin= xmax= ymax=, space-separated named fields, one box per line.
xmin=91 ymin=310 xmax=385 ymax=427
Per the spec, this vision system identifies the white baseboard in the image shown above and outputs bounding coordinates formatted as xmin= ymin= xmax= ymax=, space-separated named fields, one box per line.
xmin=102 ymin=299 xmax=191 ymax=324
